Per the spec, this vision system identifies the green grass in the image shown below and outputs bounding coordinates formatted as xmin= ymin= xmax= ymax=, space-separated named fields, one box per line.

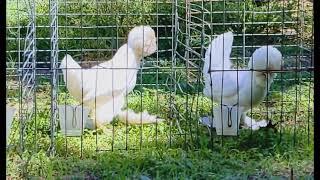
xmin=5 ymin=0 xmax=314 ymax=178
xmin=6 ymin=79 xmax=314 ymax=179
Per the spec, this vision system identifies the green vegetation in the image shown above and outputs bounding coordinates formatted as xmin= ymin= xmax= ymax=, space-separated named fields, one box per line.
xmin=6 ymin=81 xmax=314 ymax=179
xmin=6 ymin=0 xmax=313 ymax=179
xmin=6 ymin=0 xmax=312 ymax=61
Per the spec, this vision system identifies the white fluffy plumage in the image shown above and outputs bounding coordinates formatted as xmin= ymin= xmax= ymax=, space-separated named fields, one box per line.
xmin=201 ymin=32 xmax=283 ymax=130
xmin=60 ymin=25 xmax=161 ymax=128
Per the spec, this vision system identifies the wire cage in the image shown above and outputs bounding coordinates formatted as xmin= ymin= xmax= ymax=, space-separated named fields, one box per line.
xmin=6 ymin=0 xmax=314 ymax=178
xmin=6 ymin=0 xmax=37 ymax=175
xmin=177 ymin=0 xmax=314 ymax=143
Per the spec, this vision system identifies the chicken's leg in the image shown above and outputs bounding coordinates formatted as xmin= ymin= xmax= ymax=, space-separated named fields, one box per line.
xmin=117 ymin=109 xmax=163 ymax=124
xmin=241 ymin=112 xmax=268 ymax=130
xmin=199 ymin=116 xmax=215 ymax=128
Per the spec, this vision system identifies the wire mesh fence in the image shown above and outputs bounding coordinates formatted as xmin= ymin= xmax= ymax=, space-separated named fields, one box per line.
xmin=177 ymin=0 xmax=313 ymax=145
xmin=6 ymin=0 xmax=313 ymax=178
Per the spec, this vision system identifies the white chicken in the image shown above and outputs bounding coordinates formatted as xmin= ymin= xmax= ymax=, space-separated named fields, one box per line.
xmin=60 ymin=25 xmax=162 ymax=128
xmin=201 ymin=32 xmax=283 ymax=130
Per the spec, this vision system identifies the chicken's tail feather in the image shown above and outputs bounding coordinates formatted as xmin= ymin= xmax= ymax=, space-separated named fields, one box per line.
xmin=202 ymin=32 xmax=234 ymax=97
xmin=59 ymin=54 xmax=84 ymax=101
xmin=204 ymin=32 xmax=234 ymax=72
xmin=60 ymin=54 xmax=81 ymax=74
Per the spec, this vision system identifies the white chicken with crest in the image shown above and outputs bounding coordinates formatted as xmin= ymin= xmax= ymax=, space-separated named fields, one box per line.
xmin=201 ymin=32 xmax=283 ymax=130
xmin=60 ymin=25 xmax=162 ymax=128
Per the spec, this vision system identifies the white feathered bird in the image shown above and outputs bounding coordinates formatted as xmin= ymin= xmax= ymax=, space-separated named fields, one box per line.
xmin=201 ymin=32 xmax=283 ymax=130
xmin=60 ymin=25 xmax=161 ymax=128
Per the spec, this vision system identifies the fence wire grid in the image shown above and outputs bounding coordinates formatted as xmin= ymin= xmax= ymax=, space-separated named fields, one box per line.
xmin=6 ymin=0 xmax=313 ymax=178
